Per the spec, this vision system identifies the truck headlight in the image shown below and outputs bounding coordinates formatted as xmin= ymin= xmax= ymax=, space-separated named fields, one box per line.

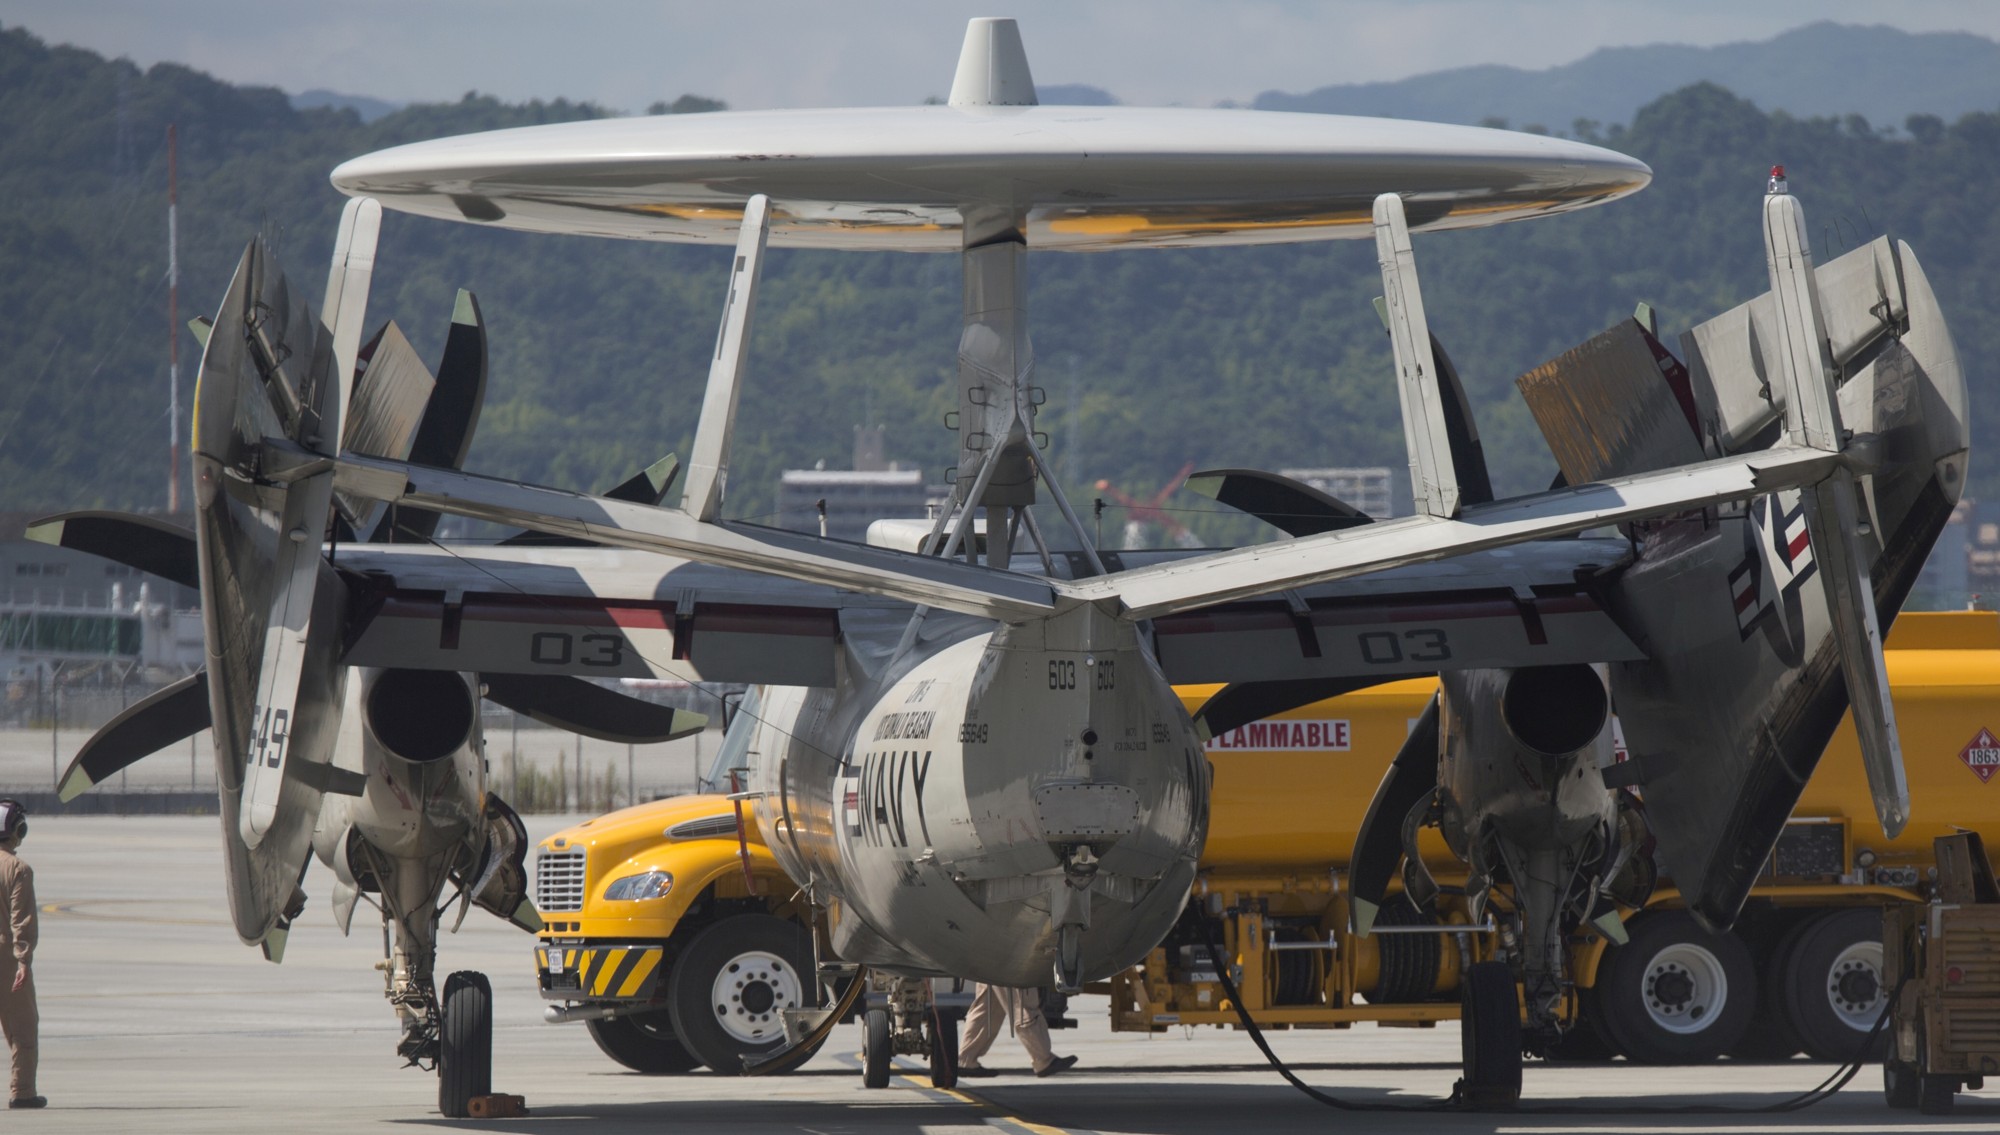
xmin=604 ymin=870 xmax=674 ymax=901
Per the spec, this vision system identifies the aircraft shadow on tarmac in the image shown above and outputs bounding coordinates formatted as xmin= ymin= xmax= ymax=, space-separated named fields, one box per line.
xmin=385 ymin=1057 xmax=2000 ymax=1134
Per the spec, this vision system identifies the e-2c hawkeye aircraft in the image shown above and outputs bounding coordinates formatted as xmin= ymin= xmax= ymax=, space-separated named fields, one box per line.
xmin=49 ymin=17 xmax=1969 ymax=1107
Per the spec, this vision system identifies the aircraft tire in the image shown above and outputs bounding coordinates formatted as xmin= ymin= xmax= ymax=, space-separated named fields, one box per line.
xmin=1458 ymin=961 xmax=1522 ymax=1108
xmin=1595 ymin=911 xmax=1754 ymax=1064
xmin=1780 ymin=908 xmax=1889 ymax=1063
xmin=863 ymin=1008 xmax=892 ymax=1089
xmin=668 ymin=914 xmax=820 ymax=1075
xmin=586 ymin=1010 xmax=704 ymax=1073
xmin=927 ymin=1005 xmax=959 ymax=1088
xmin=439 ymin=970 xmax=493 ymax=1119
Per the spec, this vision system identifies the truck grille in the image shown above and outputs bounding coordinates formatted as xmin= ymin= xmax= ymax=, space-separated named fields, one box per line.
xmin=536 ymin=848 xmax=588 ymax=913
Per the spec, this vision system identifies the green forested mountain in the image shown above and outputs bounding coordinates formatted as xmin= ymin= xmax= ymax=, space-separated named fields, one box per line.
xmin=1 ymin=25 xmax=1994 ymax=540
xmin=1255 ymin=22 xmax=2000 ymax=134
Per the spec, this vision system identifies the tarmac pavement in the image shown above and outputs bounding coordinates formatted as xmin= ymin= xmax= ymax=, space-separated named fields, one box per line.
xmin=10 ymin=815 xmax=1998 ymax=1133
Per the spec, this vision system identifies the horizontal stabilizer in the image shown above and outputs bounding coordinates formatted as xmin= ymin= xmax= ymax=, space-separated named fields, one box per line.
xmin=27 ymin=511 xmax=197 ymax=590
xmin=1075 ymin=443 xmax=1842 ymax=621
xmin=1516 ymin=317 xmax=1705 ymax=484
xmin=331 ymin=449 xmax=1059 ymax=622
xmin=482 ymin=673 xmax=707 ymax=744
xmin=1184 ymin=468 xmax=1373 ymax=537
xmin=59 ymin=672 xmax=211 ymax=801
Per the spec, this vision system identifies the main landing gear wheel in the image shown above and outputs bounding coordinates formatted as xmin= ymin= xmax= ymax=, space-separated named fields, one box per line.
xmin=927 ymin=1006 xmax=959 ymax=1089
xmin=667 ymin=914 xmax=819 ymax=1075
xmin=1596 ymin=911 xmax=1754 ymax=1063
xmin=1729 ymin=918 xmax=1807 ymax=1062
xmin=1780 ymin=908 xmax=1888 ymax=1063
xmin=863 ymin=1007 xmax=892 ymax=1089
xmin=1458 ymin=961 xmax=1522 ymax=1108
xmin=439 ymin=971 xmax=493 ymax=1119
xmin=586 ymin=1010 xmax=703 ymax=1074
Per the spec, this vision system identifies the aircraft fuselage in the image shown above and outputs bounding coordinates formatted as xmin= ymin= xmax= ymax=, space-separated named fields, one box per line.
xmin=751 ymin=605 xmax=1208 ymax=987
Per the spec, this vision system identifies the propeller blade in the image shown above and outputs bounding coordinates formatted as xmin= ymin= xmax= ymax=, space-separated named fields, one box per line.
xmin=1428 ymin=334 xmax=1494 ymax=507
xmin=338 ymin=319 xmax=436 ymax=528
xmin=604 ymin=452 xmax=682 ymax=506
xmin=496 ymin=454 xmax=681 ymax=547
xmin=1805 ymin=477 xmax=1907 ymax=834
xmin=481 ymin=673 xmax=707 ymax=744
xmin=59 ymin=671 xmax=211 ymax=801
xmin=1183 ymin=469 xmax=1373 ymax=538
xmin=26 ymin=511 xmax=197 ymax=590
xmin=372 ymin=289 xmax=488 ymax=543
xmin=1349 ymin=693 xmax=1440 ymax=936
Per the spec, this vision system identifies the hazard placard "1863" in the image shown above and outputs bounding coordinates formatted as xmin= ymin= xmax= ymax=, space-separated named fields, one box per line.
xmin=1961 ymin=728 xmax=2000 ymax=783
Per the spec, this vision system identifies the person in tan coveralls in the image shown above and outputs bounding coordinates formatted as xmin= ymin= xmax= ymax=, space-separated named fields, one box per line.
xmin=0 ymin=798 xmax=41 ymax=1110
xmin=955 ymin=984 xmax=1075 ymax=1078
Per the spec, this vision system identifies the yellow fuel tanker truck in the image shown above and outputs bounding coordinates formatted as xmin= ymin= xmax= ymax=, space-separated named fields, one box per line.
xmin=533 ymin=610 xmax=2000 ymax=1071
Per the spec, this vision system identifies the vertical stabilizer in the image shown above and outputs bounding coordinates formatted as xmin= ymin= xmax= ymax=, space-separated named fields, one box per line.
xmin=948 ymin=18 xmax=1038 ymax=107
xmin=1374 ymin=193 xmax=1461 ymax=518
xmin=682 ymin=195 xmax=771 ymax=523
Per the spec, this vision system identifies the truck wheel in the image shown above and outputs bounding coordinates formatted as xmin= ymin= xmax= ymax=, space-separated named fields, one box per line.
xmin=1596 ymin=911 xmax=1754 ymax=1063
xmin=1780 ymin=908 xmax=1888 ymax=1063
xmin=667 ymin=914 xmax=819 ymax=1075
xmin=927 ymin=1005 xmax=959 ymax=1088
xmin=1545 ymin=988 xmax=1619 ymax=1062
xmin=439 ymin=971 xmax=493 ymax=1119
xmin=1458 ymin=961 xmax=1522 ymax=1108
xmin=586 ymin=1010 xmax=703 ymax=1073
xmin=863 ymin=1008 xmax=892 ymax=1089
xmin=1730 ymin=919 xmax=1806 ymax=1061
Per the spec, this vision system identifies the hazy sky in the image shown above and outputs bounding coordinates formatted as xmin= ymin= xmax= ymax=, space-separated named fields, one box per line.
xmin=6 ymin=1 xmax=2000 ymax=112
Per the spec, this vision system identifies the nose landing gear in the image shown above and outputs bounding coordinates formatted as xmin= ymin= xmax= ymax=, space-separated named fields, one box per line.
xmin=859 ymin=975 xmax=960 ymax=1089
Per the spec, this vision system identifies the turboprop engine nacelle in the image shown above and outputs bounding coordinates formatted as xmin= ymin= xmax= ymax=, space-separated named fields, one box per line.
xmin=319 ymin=668 xmax=486 ymax=863
xmin=753 ymin=606 xmax=1209 ymax=989
xmin=1438 ymin=664 xmax=1616 ymax=859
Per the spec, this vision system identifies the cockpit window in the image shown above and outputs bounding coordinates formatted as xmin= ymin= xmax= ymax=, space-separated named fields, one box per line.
xmin=702 ymin=687 xmax=761 ymax=792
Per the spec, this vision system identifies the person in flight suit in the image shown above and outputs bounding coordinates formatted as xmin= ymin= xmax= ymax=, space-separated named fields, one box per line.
xmin=0 ymin=798 xmax=41 ymax=1109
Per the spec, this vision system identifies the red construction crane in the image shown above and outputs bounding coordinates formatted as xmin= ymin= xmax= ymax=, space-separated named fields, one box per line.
xmin=1094 ymin=461 xmax=1199 ymax=549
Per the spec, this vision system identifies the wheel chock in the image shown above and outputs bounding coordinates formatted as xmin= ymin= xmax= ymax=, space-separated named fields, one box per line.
xmin=467 ymin=1094 xmax=528 ymax=1119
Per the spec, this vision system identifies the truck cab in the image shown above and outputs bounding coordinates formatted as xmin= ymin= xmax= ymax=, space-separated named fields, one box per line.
xmin=533 ymin=690 xmax=822 ymax=1074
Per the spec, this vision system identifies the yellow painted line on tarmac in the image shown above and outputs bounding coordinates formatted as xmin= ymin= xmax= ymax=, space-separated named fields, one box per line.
xmin=894 ymin=1066 xmax=1091 ymax=1135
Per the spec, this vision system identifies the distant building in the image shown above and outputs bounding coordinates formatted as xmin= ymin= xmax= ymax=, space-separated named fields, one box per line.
xmin=1279 ymin=467 xmax=1395 ymax=520
xmin=777 ymin=468 xmax=929 ymax=542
